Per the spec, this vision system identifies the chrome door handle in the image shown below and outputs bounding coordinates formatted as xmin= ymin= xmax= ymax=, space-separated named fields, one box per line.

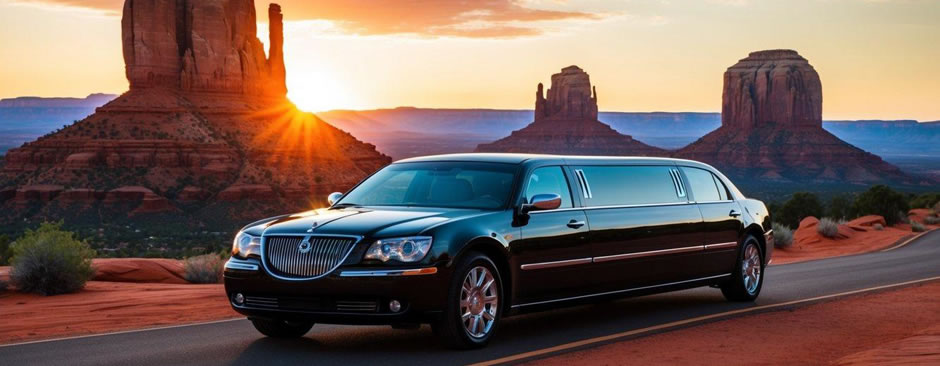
xmin=567 ymin=220 xmax=586 ymax=229
xmin=729 ymin=210 xmax=741 ymax=218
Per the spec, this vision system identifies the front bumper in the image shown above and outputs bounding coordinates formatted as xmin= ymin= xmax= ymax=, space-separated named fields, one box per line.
xmin=223 ymin=258 xmax=450 ymax=325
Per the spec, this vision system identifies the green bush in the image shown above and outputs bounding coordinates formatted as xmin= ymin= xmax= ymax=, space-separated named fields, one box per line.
xmin=0 ymin=278 xmax=7 ymax=292
xmin=925 ymin=216 xmax=940 ymax=225
xmin=817 ymin=218 xmax=840 ymax=238
xmin=776 ymin=192 xmax=824 ymax=228
xmin=10 ymin=222 xmax=96 ymax=296
xmin=911 ymin=222 xmax=927 ymax=232
xmin=852 ymin=185 xmax=910 ymax=226
xmin=183 ymin=254 xmax=226 ymax=284
xmin=909 ymin=193 xmax=940 ymax=210
xmin=827 ymin=195 xmax=854 ymax=221
xmin=0 ymin=234 xmax=11 ymax=266
xmin=873 ymin=223 xmax=884 ymax=231
xmin=772 ymin=223 xmax=794 ymax=249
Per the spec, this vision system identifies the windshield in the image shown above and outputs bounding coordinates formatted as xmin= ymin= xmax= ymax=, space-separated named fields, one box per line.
xmin=337 ymin=162 xmax=518 ymax=209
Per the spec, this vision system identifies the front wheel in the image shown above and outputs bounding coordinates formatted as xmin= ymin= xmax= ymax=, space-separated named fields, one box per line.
xmin=250 ymin=318 xmax=314 ymax=338
xmin=720 ymin=236 xmax=764 ymax=302
xmin=432 ymin=252 xmax=503 ymax=349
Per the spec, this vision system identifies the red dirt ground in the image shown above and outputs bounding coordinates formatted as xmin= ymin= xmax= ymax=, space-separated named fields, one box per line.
xmin=772 ymin=213 xmax=937 ymax=265
xmin=0 ymin=281 xmax=238 ymax=344
xmin=528 ymin=281 xmax=940 ymax=366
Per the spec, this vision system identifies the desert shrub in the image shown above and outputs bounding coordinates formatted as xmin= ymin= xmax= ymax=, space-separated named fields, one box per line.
xmin=10 ymin=222 xmax=95 ymax=296
xmin=0 ymin=278 xmax=7 ymax=292
xmin=873 ymin=223 xmax=884 ymax=231
xmin=827 ymin=195 xmax=854 ymax=221
xmin=183 ymin=254 xmax=226 ymax=284
xmin=911 ymin=222 xmax=927 ymax=232
xmin=776 ymin=192 xmax=824 ymax=228
xmin=817 ymin=218 xmax=840 ymax=238
xmin=772 ymin=223 xmax=794 ymax=249
xmin=852 ymin=185 xmax=909 ymax=226
xmin=925 ymin=216 xmax=940 ymax=225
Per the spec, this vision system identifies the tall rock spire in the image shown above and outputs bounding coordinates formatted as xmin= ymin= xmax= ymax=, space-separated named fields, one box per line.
xmin=267 ymin=3 xmax=287 ymax=95
xmin=121 ymin=0 xmax=287 ymax=97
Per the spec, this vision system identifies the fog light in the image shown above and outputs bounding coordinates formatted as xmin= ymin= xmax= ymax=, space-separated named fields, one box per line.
xmin=389 ymin=300 xmax=402 ymax=313
xmin=234 ymin=293 xmax=245 ymax=305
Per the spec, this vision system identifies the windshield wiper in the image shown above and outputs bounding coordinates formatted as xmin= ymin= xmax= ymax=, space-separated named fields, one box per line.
xmin=331 ymin=203 xmax=361 ymax=209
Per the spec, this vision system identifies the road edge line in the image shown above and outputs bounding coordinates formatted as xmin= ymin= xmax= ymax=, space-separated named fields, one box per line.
xmin=471 ymin=275 xmax=940 ymax=366
xmin=0 ymin=317 xmax=246 ymax=349
xmin=880 ymin=228 xmax=937 ymax=252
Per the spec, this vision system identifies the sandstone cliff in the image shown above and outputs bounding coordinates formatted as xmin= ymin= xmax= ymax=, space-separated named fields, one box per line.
xmin=1 ymin=0 xmax=391 ymax=229
xmin=476 ymin=66 xmax=665 ymax=156
xmin=676 ymin=50 xmax=908 ymax=183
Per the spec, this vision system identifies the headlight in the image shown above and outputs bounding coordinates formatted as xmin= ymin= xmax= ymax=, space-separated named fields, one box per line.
xmin=232 ymin=232 xmax=261 ymax=258
xmin=364 ymin=236 xmax=433 ymax=263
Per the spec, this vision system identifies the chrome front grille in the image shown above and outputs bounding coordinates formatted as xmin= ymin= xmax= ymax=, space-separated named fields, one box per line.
xmin=264 ymin=236 xmax=357 ymax=279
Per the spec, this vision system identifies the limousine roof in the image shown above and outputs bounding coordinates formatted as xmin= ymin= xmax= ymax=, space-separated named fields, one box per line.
xmin=396 ymin=153 xmax=709 ymax=168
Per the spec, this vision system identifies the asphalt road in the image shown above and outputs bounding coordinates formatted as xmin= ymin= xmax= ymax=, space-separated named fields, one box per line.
xmin=2 ymin=230 xmax=939 ymax=366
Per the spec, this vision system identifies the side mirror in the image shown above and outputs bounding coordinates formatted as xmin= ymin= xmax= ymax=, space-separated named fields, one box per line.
xmin=521 ymin=193 xmax=562 ymax=213
xmin=327 ymin=192 xmax=344 ymax=206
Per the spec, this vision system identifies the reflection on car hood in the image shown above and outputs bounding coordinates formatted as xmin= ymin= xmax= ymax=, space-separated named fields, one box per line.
xmin=251 ymin=206 xmax=492 ymax=238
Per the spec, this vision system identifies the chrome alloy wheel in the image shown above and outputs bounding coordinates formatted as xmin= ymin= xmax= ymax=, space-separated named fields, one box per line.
xmin=459 ymin=266 xmax=499 ymax=338
xmin=741 ymin=244 xmax=762 ymax=295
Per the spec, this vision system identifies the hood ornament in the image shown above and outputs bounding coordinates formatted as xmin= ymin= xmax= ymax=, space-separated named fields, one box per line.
xmin=306 ymin=221 xmax=319 ymax=233
xmin=298 ymin=236 xmax=312 ymax=254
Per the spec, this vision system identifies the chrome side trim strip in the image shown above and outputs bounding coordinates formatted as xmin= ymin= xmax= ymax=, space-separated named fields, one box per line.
xmin=592 ymin=245 xmax=704 ymax=263
xmin=521 ymin=257 xmax=593 ymax=271
xmin=530 ymin=201 xmax=697 ymax=214
xmin=511 ymin=274 xmax=731 ymax=309
xmin=224 ymin=258 xmax=260 ymax=271
xmin=339 ymin=267 xmax=438 ymax=277
xmin=704 ymin=241 xmax=738 ymax=250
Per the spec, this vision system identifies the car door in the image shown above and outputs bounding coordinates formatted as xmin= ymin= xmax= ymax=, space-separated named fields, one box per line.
xmin=512 ymin=166 xmax=591 ymax=303
xmin=578 ymin=165 xmax=706 ymax=292
xmin=681 ymin=166 xmax=744 ymax=276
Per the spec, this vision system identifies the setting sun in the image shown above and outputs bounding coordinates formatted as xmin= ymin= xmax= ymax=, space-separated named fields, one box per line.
xmin=287 ymin=67 xmax=358 ymax=112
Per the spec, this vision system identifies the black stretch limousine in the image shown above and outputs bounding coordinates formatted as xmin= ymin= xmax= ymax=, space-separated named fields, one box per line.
xmin=223 ymin=153 xmax=773 ymax=348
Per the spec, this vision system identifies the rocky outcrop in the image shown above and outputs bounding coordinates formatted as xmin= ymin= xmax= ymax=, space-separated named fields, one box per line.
xmin=1 ymin=1 xmax=391 ymax=228
xmin=122 ymin=0 xmax=286 ymax=96
xmin=676 ymin=50 xmax=909 ymax=183
xmin=477 ymin=66 xmax=665 ymax=156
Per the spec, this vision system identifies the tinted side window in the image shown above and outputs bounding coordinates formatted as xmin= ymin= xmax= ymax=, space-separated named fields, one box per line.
xmin=713 ymin=175 xmax=730 ymax=201
xmin=576 ymin=166 xmax=681 ymax=206
xmin=681 ymin=167 xmax=722 ymax=202
xmin=525 ymin=167 xmax=573 ymax=208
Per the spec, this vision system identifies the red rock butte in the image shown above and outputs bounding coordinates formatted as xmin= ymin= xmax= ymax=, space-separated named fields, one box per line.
xmin=676 ymin=50 xmax=909 ymax=183
xmin=0 ymin=0 xmax=391 ymax=223
xmin=476 ymin=66 xmax=666 ymax=156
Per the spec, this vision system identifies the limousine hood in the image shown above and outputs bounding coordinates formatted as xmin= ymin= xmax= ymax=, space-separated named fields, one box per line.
xmin=245 ymin=206 xmax=492 ymax=239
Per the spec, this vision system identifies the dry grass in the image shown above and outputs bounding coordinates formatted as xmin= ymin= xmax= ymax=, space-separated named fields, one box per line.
xmin=773 ymin=223 xmax=794 ymax=249
xmin=817 ymin=218 xmax=840 ymax=238
xmin=183 ymin=254 xmax=226 ymax=284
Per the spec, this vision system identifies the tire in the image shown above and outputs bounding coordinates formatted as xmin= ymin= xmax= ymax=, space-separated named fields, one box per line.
xmin=432 ymin=252 xmax=503 ymax=349
xmin=250 ymin=318 xmax=314 ymax=338
xmin=720 ymin=235 xmax=764 ymax=302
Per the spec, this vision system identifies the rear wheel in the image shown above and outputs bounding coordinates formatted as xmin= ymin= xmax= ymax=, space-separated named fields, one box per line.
xmin=721 ymin=236 xmax=764 ymax=302
xmin=432 ymin=252 xmax=502 ymax=349
xmin=250 ymin=318 xmax=314 ymax=338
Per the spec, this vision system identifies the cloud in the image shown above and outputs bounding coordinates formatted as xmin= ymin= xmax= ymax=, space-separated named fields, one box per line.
xmin=13 ymin=0 xmax=604 ymax=38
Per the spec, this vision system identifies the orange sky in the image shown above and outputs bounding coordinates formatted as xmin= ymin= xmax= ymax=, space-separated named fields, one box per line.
xmin=1 ymin=0 xmax=939 ymax=121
